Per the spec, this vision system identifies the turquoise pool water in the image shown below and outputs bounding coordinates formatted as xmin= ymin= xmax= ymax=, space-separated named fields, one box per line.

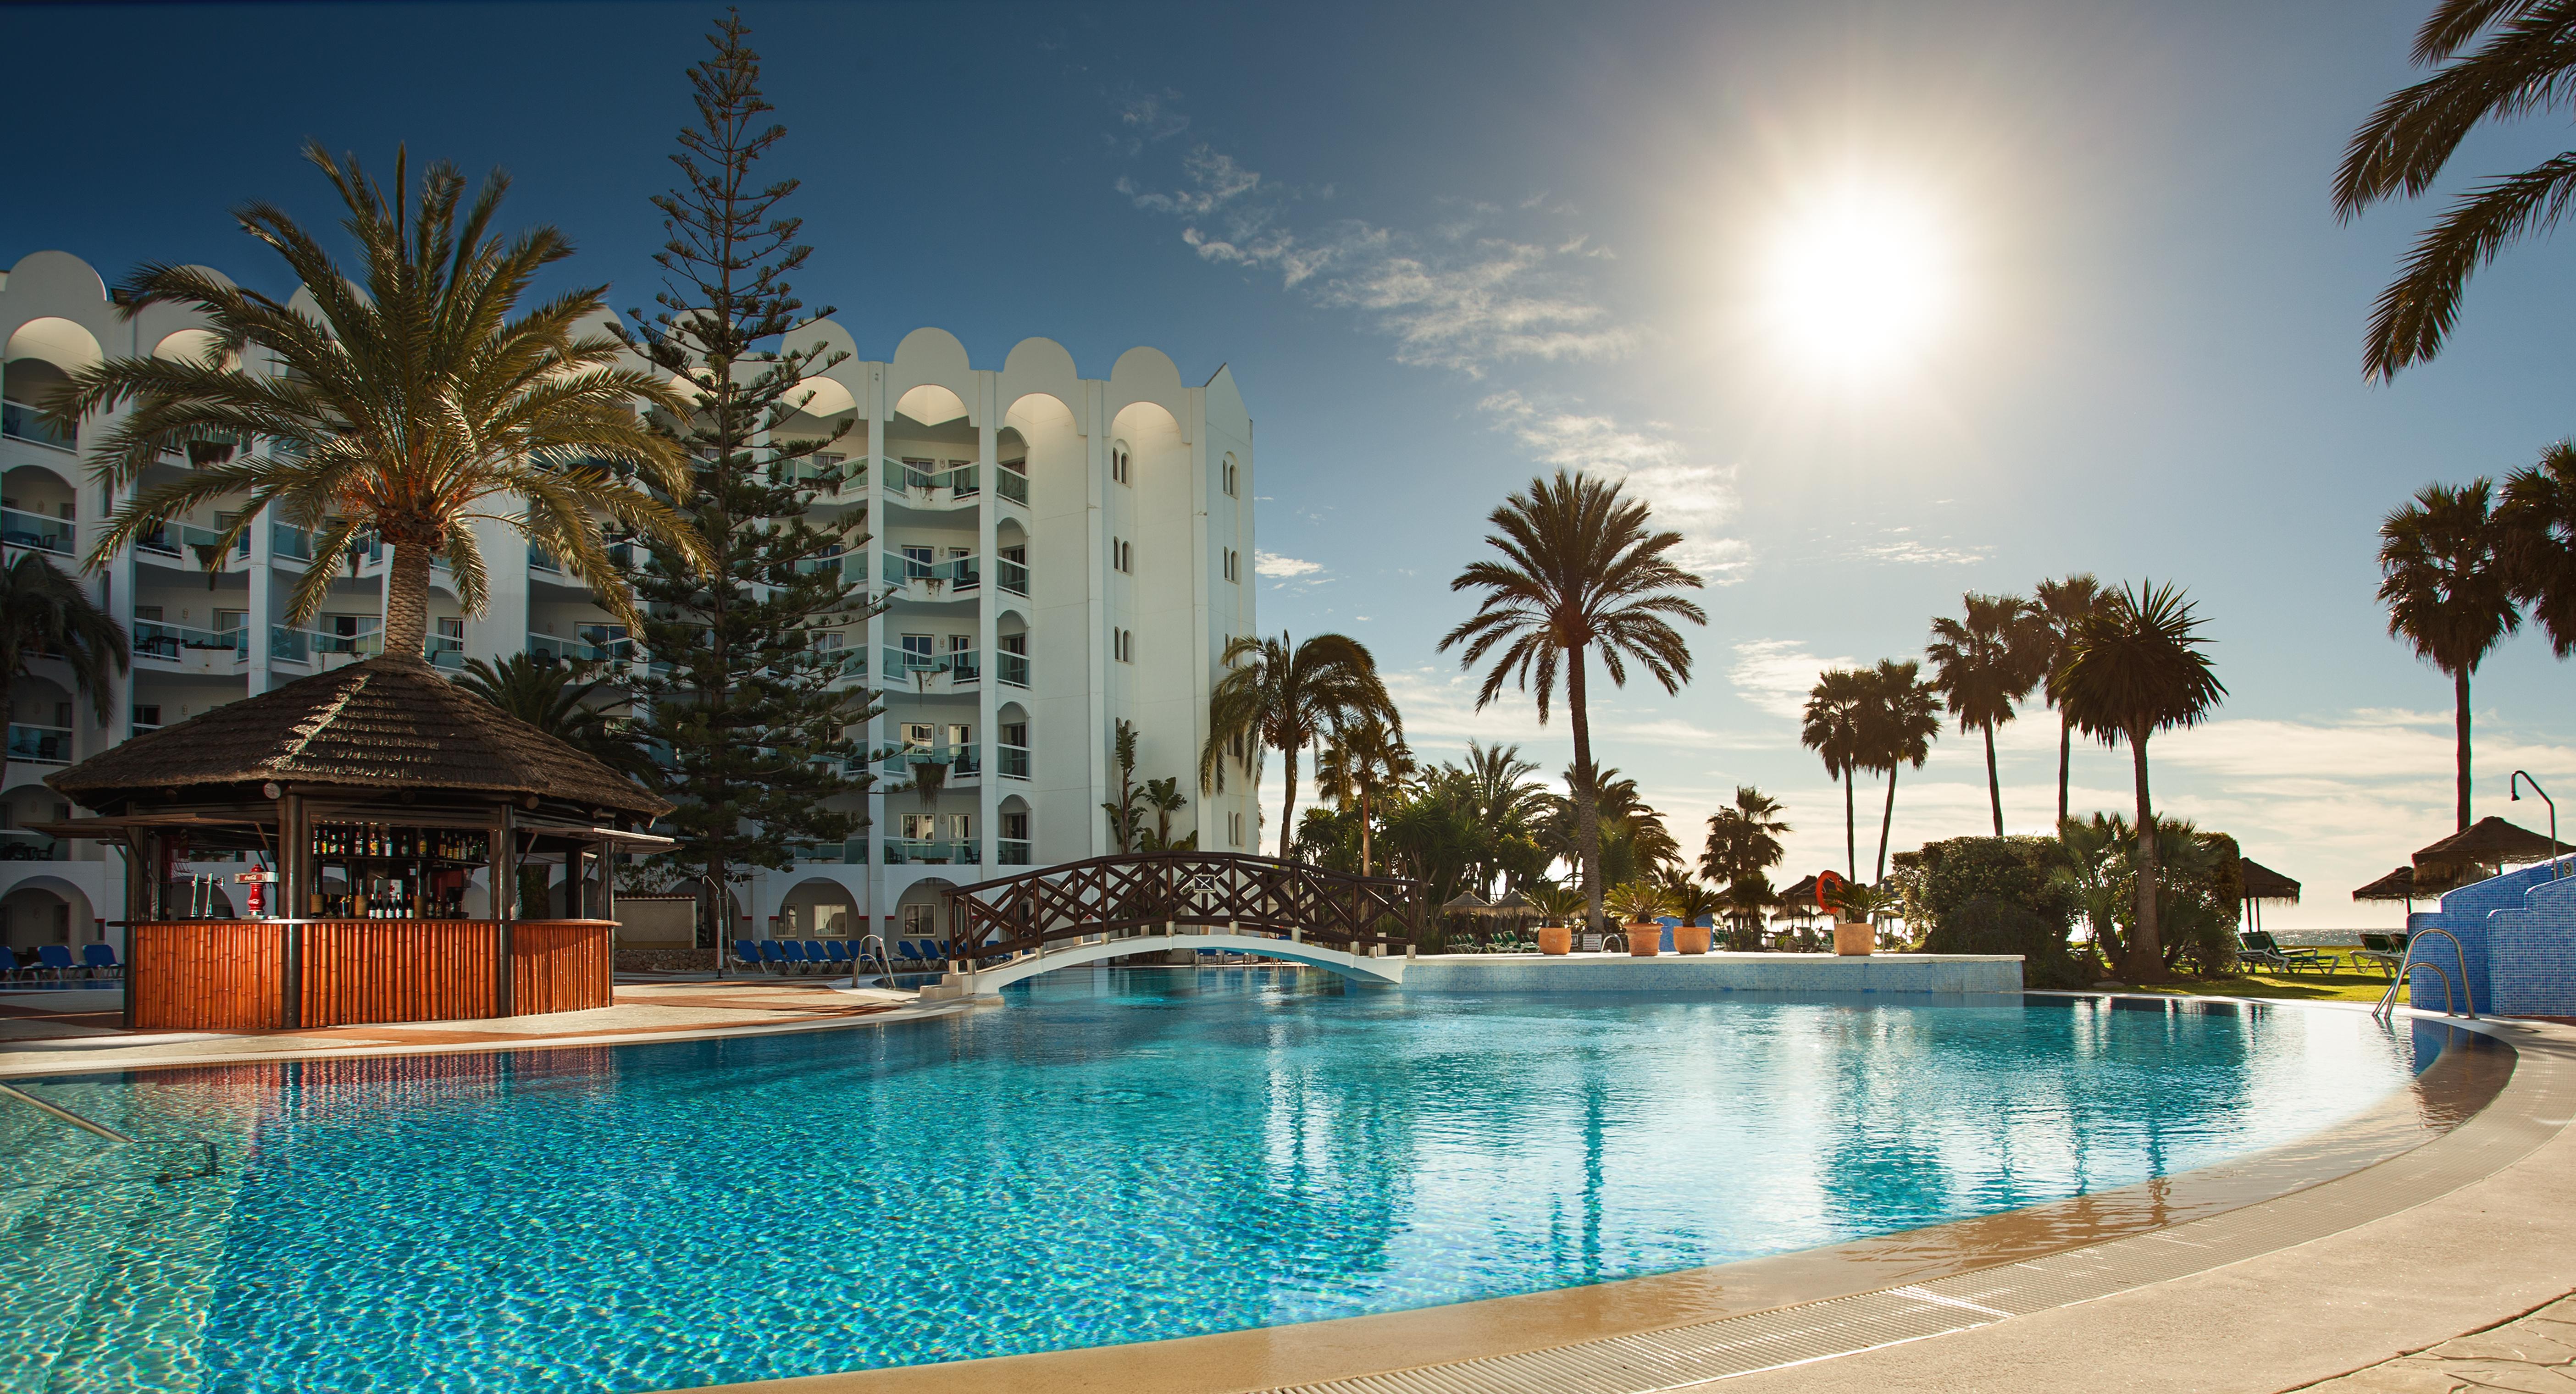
xmin=0 ymin=974 xmax=2431 ymax=1392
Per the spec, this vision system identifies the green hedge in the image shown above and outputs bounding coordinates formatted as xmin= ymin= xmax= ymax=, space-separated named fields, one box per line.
xmin=1905 ymin=836 xmax=2084 ymax=988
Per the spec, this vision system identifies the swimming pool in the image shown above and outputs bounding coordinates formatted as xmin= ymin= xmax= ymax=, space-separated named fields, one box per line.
xmin=0 ymin=974 xmax=2436 ymax=1393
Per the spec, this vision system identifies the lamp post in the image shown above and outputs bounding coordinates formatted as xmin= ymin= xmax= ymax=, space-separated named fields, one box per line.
xmin=2510 ymin=771 xmax=2559 ymax=878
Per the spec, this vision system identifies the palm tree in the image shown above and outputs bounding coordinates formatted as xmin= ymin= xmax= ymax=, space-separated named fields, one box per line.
xmin=1701 ymin=785 xmax=1790 ymax=886
xmin=1315 ymin=712 xmax=1414 ymax=875
xmin=1441 ymin=470 xmax=1706 ymax=934
xmin=2379 ymin=480 xmax=2520 ymax=831
xmin=1140 ymin=778 xmax=1191 ymax=852
xmin=451 ymin=653 xmax=658 ymax=785
xmin=2335 ymin=1 xmax=2576 ymax=378
xmin=1926 ymin=592 xmax=2046 ymax=836
xmin=55 ymin=144 xmax=705 ymax=660
xmin=2033 ymin=574 xmax=2104 ymax=829
xmin=2500 ymin=440 xmax=2576 ymax=657
xmin=2055 ymin=581 xmax=2227 ymax=983
xmin=1861 ymin=659 xmax=1942 ymax=881
xmin=0 ymin=553 xmax=128 ymax=724
xmin=1801 ymin=668 xmax=1871 ymax=880
xmin=1200 ymin=631 xmax=1396 ymax=858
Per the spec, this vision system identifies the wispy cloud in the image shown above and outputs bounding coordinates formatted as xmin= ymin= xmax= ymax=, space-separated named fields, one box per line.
xmin=1479 ymin=390 xmax=1749 ymax=578
xmin=1254 ymin=550 xmax=1325 ymax=583
xmin=1109 ymin=87 xmax=1192 ymax=155
xmin=1728 ymin=639 xmax=1858 ymax=719
xmin=1859 ymin=539 xmax=1992 ymax=566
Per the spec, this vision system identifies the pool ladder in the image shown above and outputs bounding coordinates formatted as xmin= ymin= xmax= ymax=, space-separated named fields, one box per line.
xmin=2370 ymin=928 xmax=2477 ymax=1022
xmin=0 ymin=1082 xmax=220 ymax=1181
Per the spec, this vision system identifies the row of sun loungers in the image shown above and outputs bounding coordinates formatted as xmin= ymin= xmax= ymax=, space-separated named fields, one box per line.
xmin=729 ymin=938 xmax=960 ymax=977
xmin=5 ymin=944 xmax=121 ymax=986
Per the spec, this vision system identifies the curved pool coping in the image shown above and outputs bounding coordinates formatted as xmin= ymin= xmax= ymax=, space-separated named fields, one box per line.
xmin=658 ymin=995 xmax=2576 ymax=1394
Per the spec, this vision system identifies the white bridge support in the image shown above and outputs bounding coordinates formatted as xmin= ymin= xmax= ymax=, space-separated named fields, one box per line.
xmin=918 ymin=930 xmax=1407 ymax=999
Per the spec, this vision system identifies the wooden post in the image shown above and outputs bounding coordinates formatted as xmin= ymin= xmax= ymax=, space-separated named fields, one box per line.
xmin=494 ymin=806 xmax=515 ymax=1018
xmin=279 ymin=792 xmax=304 ymax=1030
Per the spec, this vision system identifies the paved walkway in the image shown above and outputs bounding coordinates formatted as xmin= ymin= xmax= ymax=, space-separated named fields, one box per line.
xmin=0 ymin=979 xmax=934 ymax=1077
xmin=2298 ymin=1294 xmax=2576 ymax=1393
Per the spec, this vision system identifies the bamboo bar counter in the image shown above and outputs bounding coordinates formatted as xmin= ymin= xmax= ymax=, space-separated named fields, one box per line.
xmin=38 ymin=653 xmax=672 ymax=1031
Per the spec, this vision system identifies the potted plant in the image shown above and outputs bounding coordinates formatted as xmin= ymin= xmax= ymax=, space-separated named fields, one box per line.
xmin=1605 ymin=882 xmax=1670 ymax=957
xmin=1673 ymin=913 xmax=1712 ymax=956
xmin=1825 ymin=882 xmax=1891 ymax=956
xmin=1528 ymin=885 xmax=1583 ymax=955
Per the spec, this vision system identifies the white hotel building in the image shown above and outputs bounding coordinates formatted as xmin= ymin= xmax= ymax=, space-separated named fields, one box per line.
xmin=0 ymin=248 xmax=1260 ymax=953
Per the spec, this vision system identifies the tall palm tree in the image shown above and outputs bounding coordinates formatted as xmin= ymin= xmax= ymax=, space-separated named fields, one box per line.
xmin=1701 ymin=785 xmax=1790 ymax=886
xmin=2336 ymin=0 xmax=2576 ymax=378
xmin=1861 ymin=658 xmax=1941 ymax=882
xmin=451 ymin=653 xmax=659 ymax=786
xmin=56 ymin=144 xmax=706 ymax=659
xmin=0 ymin=553 xmax=128 ymax=724
xmin=2379 ymin=480 xmax=2520 ymax=831
xmin=2501 ymin=440 xmax=2576 ymax=656
xmin=1200 ymin=631 xmax=1396 ymax=858
xmin=1441 ymin=470 xmax=1706 ymax=933
xmin=1926 ymin=592 xmax=2047 ymax=836
xmin=1801 ymin=668 xmax=1870 ymax=880
xmin=1315 ymin=712 xmax=1414 ymax=875
xmin=2033 ymin=574 xmax=2104 ymax=828
xmin=2056 ymin=581 xmax=2226 ymax=983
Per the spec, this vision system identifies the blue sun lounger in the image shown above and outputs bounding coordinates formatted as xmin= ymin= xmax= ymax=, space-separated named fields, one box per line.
xmin=731 ymin=939 xmax=763 ymax=973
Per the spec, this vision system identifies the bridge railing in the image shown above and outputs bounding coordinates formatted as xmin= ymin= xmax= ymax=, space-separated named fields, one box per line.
xmin=942 ymin=852 xmax=1423 ymax=959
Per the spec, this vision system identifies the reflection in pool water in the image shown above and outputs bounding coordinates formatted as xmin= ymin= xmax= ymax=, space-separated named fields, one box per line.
xmin=1 ymin=974 xmax=2435 ymax=1393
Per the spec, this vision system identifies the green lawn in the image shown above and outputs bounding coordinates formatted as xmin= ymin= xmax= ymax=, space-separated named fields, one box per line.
xmin=2111 ymin=946 xmax=2407 ymax=1004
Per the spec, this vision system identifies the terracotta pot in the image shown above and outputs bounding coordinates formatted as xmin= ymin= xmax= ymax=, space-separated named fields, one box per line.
xmin=1538 ymin=923 xmax=1573 ymax=956
xmin=1833 ymin=922 xmax=1876 ymax=956
xmin=1628 ymin=923 xmax=1660 ymax=957
xmin=1674 ymin=923 xmax=1712 ymax=956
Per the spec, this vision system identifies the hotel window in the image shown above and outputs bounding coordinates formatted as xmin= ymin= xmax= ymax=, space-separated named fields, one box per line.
xmin=1222 ymin=456 xmax=1238 ymax=498
xmin=901 ymin=634 xmax=934 ymax=669
xmin=947 ymin=813 xmax=974 ymax=841
xmin=1228 ymin=810 xmax=1244 ymax=846
xmin=1113 ymin=538 xmax=1132 ymax=573
xmin=1114 ymin=628 xmax=1134 ymax=663
xmin=902 ymin=721 xmax=936 ymax=750
xmin=902 ymin=544 xmax=932 ymax=580
xmin=1002 ymin=810 xmax=1029 ymax=841
xmin=1111 ymin=445 xmax=1131 ymax=485
xmin=900 ymin=813 xmax=937 ymax=840
xmin=1002 ymin=721 xmax=1027 ymax=746
xmin=1223 ymin=548 xmax=1239 ymax=583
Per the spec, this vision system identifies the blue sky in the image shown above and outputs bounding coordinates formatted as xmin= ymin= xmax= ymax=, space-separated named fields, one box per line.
xmin=9 ymin=0 xmax=2575 ymax=924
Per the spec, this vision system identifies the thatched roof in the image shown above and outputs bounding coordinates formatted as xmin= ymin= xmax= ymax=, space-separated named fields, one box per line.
xmin=2352 ymin=865 xmax=2419 ymax=902
xmin=1440 ymin=891 xmax=1492 ymax=913
xmin=2239 ymin=858 xmax=2301 ymax=902
xmin=2412 ymin=816 xmax=2561 ymax=868
xmin=46 ymin=654 xmax=670 ymax=818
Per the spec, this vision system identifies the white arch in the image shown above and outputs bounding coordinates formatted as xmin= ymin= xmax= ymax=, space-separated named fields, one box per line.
xmin=152 ymin=328 xmax=222 ymax=364
xmin=792 ymin=375 xmax=856 ymax=419
xmin=4 ymin=317 xmax=103 ymax=375
xmin=895 ymin=382 xmax=967 ymax=426
xmin=915 ymin=931 xmax=1404 ymax=998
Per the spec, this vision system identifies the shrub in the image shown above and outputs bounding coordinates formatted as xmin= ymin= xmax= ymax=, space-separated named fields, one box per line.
xmin=1906 ymin=836 xmax=2083 ymax=987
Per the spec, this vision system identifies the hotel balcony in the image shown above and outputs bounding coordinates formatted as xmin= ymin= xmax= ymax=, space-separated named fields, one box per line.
xmin=6 ymin=723 xmax=73 ymax=764
xmin=1 ymin=505 xmax=72 ymax=557
xmin=0 ymin=399 xmax=74 ymax=453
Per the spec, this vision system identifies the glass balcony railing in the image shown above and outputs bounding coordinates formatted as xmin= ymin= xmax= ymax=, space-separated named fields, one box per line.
xmin=314 ymin=629 xmax=383 ymax=659
xmin=819 ymin=646 xmax=867 ymax=680
xmin=997 ymin=558 xmax=1029 ymax=597
xmin=0 ymin=505 xmax=72 ymax=554
xmin=269 ymin=625 xmax=310 ymax=664
xmin=882 ymin=839 xmax=978 ymax=865
xmin=936 ymin=464 xmax=978 ymax=498
xmin=999 ymin=743 xmax=1030 ymax=779
xmin=271 ymin=521 xmax=314 ymax=563
xmin=883 ymin=646 xmax=947 ymax=680
xmin=141 ymin=523 xmax=249 ymax=565
xmin=528 ymin=629 xmax=633 ymax=665
xmin=998 ymin=839 xmax=1033 ymax=866
xmin=786 ymin=455 xmax=864 ymax=493
xmin=997 ymin=465 xmax=1029 ymax=505
xmin=0 ymin=399 xmax=74 ymax=451
xmin=132 ymin=620 xmax=248 ymax=661
xmin=998 ymin=652 xmax=1030 ymax=688
xmin=427 ymin=634 xmax=466 ymax=670
xmin=5 ymin=724 xmax=73 ymax=763
xmin=529 ymin=544 xmax=562 ymax=573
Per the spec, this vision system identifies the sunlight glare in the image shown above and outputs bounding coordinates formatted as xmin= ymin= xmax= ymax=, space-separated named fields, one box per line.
xmin=1761 ymin=183 xmax=1952 ymax=378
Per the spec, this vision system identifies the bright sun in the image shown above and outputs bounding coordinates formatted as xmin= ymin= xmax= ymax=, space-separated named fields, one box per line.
xmin=1761 ymin=184 xmax=1951 ymax=377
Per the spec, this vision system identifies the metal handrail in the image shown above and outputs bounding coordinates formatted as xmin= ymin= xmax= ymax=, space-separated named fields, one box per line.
xmin=2372 ymin=926 xmax=2478 ymax=1021
xmin=0 ymin=1081 xmax=137 ymax=1144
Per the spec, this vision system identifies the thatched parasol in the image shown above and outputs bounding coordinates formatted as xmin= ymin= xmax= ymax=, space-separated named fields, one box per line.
xmin=2412 ymin=816 xmax=2559 ymax=873
xmin=1773 ymin=875 xmax=1822 ymax=923
xmin=1440 ymin=890 xmax=1492 ymax=914
xmin=46 ymin=654 xmax=670 ymax=819
xmin=2238 ymin=859 xmax=2300 ymax=902
xmin=2352 ymin=864 xmax=2420 ymax=906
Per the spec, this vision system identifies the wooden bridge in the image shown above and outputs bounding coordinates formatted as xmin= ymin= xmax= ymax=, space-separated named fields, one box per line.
xmin=918 ymin=852 xmax=1424 ymax=998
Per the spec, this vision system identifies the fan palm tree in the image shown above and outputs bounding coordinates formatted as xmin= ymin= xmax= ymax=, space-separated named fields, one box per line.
xmin=1927 ymin=592 xmax=2047 ymax=836
xmin=452 ymin=653 xmax=659 ymax=786
xmin=1801 ymin=667 xmax=1871 ymax=880
xmin=1441 ymin=470 xmax=1706 ymax=933
xmin=1315 ymin=712 xmax=1414 ymax=875
xmin=1200 ymin=631 xmax=1396 ymax=858
xmin=2379 ymin=480 xmax=2520 ymax=831
xmin=2336 ymin=0 xmax=2576 ymax=378
xmin=2500 ymin=440 xmax=2576 ymax=657
xmin=2033 ymin=574 xmax=2104 ymax=828
xmin=2055 ymin=581 xmax=2227 ymax=983
xmin=1700 ymin=785 xmax=1790 ymax=886
xmin=55 ymin=144 xmax=706 ymax=660
xmin=1861 ymin=659 xmax=1941 ymax=881
xmin=0 ymin=553 xmax=128 ymax=724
